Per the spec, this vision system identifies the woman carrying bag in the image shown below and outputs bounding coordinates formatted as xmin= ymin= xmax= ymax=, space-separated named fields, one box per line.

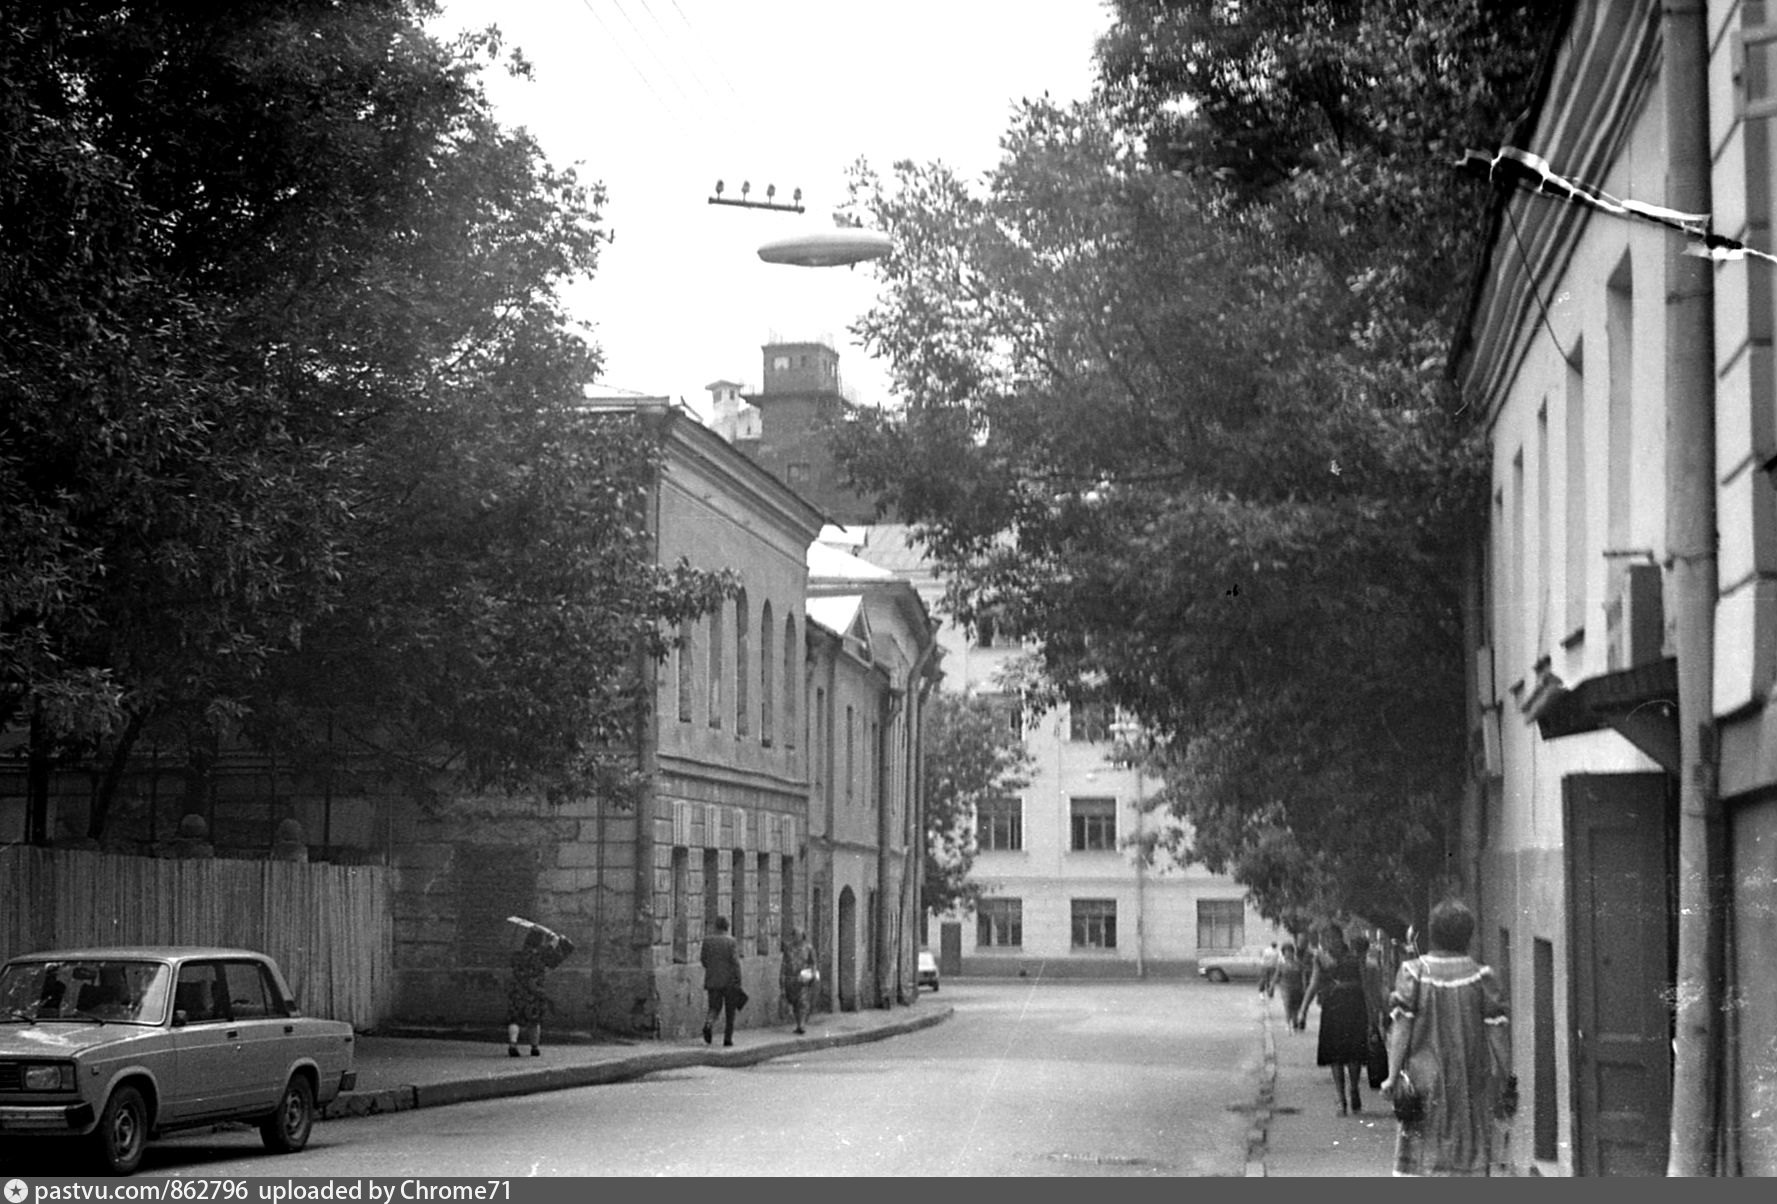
xmin=1381 ymin=898 xmax=1516 ymax=1176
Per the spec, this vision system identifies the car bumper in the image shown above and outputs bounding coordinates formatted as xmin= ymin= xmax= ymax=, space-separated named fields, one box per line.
xmin=0 ymin=1102 xmax=97 ymax=1134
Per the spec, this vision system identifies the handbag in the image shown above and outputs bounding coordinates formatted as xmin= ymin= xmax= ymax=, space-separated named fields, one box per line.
xmin=729 ymin=985 xmax=749 ymax=1011
xmin=1389 ymin=963 xmax=1432 ymax=1126
xmin=1366 ymin=1024 xmax=1389 ymax=1091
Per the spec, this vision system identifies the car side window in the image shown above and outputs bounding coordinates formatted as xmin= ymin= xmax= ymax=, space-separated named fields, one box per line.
xmin=174 ymin=962 xmax=228 ymax=1024
xmin=221 ymin=961 xmax=287 ymax=1019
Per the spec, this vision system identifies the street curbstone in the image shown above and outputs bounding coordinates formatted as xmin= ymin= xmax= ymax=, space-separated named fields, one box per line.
xmin=321 ymin=1006 xmax=953 ymax=1121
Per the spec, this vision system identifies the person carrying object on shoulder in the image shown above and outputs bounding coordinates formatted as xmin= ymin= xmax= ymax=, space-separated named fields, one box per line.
xmin=506 ymin=925 xmax=574 ymax=1057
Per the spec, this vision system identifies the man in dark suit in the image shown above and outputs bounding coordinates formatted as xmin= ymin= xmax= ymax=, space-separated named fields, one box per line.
xmin=700 ymin=914 xmax=743 ymax=1046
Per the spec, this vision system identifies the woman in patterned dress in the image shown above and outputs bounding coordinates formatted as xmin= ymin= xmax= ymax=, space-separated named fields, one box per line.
xmin=1382 ymin=898 xmax=1513 ymax=1176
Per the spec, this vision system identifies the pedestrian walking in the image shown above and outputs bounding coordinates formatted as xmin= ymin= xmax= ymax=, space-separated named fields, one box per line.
xmin=1296 ymin=921 xmax=1370 ymax=1114
xmin=1258 ymin=942 xmax=1281 ymax=999
xmin=700 ymin=914 xmax=744 ymax=1047
xmin=1277 ymin=942 xmax=1307 ymax=1031
xmin=779 ymin=926 xmax=818 ymax=1034
xmin=504 ymin=922 xmax=574 ymax=1057
xmin=1382 ymin=898 xmax=1515 ymax=1176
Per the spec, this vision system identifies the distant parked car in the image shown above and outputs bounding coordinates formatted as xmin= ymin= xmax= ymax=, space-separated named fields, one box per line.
xmin=0 ymin=946 xmax=357 ymax=1175
xmin=1197 ymin=947 xmax=1269 ymax=983
xmin=917 ymin=949 xmax=940 ymax=992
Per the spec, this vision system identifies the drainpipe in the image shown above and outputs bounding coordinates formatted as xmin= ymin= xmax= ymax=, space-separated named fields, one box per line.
xmin=1663 ymin=0 xmax=1722 ymax=1175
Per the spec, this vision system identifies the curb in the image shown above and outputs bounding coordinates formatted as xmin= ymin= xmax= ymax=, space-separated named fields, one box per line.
xmin=320 ymin=1005 xmax=952 ymax=1121
xmin=1244 ymin=995 xmax=1277 ymax=1177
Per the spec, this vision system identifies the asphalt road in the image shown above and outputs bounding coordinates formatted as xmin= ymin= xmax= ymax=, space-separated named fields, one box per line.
xmin=123 ymin=978 xmax=1262 ymax=1177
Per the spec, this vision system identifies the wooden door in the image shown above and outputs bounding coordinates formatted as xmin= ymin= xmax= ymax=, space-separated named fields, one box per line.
xmin=1564 ymin=772 xmax=1673 ymax=1175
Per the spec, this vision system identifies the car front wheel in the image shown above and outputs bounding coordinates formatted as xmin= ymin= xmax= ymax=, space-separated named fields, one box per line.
xmin=1206 ymin=968 xmax=1229 ymax=983
xmin=260 ymin=1075 xmax=315 ymax=1154
xmin=90 ymin=1084 xmax=148 ymax=1175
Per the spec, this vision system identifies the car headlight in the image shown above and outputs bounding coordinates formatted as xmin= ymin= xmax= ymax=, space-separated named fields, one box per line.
xmin=23 ymin=1063 xmax=75 ymax=1091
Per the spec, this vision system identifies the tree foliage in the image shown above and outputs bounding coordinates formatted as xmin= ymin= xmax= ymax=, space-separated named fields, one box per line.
xmin=837 ymin=1 xmax=1554 ymax=920
xmin=920 ymin=691 xmax=1034 ymax=916
xmin=1 ymin=1 xmax=729 ymax=835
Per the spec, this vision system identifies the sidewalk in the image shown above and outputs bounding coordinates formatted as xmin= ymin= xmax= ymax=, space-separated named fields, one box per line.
xmin=320 ymin=1002 xmax=952 ymax=1122
xmin=1247 ymin=989 xmax=1396 ymax=1177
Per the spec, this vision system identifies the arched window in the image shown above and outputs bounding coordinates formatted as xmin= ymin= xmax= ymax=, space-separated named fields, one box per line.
xmin=707 ymin=602 xmax=725 ymax=730
xmin=783 ymin=614 xmax=798 ymax=751
xmin=760 ymin=601 xmax=775 ymax=747
xmin=676 ymin=621 xmax=694 ymax=723
xmin=735 ymin=588 xmax=750 ymax=737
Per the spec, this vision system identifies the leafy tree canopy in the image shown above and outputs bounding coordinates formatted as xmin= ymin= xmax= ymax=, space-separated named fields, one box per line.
xmin=838 ymin=0 xmax=1555 ymax=921
xmin=1 ymin=1 xmax=730 ymax=834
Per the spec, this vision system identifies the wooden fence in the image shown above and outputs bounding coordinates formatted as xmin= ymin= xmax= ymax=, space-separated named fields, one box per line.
xmin=0 ymin=845 xmax=394 ymax=1030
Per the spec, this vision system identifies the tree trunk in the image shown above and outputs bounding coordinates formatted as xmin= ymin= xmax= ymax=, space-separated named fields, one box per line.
xmin=26 ymin=707 xmax=51 ymax=845
xmin=87 ymin=710 xmax=147 ymax=841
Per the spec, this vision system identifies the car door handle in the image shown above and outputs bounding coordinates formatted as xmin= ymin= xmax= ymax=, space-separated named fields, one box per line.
xmin=284 ymin=1025 xmax=295 ymax=1034
xmin=226 ymin=1029 xmax=239 ymax=1039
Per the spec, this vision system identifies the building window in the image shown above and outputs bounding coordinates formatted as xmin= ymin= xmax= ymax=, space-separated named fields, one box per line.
xmin=814 ymin=687 xmax=827 ymax=803
xmin=671 ymin=847 xmax=690 ymax=963
xmin=1071 ymin=898 xmax=1117 ymax=950
xmin=845 ymin=705 xmax=855 ymax=805
xmin=977 ymin=898 xmax=1022 ymax=948
xmin=676 ymin=622 xmax=694 ymax=723
xmin=1069 ymin=700 xmax=1112 ymax=742
xmin=757 ymin=852 xmax=772 ymax=955
xmin=989 ymin=693 xmax=1023 ymax=741
xmin=782 ymin=614 xmax=797 ymax=751
xmin=1196 ymin=899 xmax=1245 ymax=951
xmin=1070 ymin=796 xmax=1116 ymax=851
xmin=773 ymin=355 xmax=790 ymax=371
xmin=731 ymin=849 xmax=747 ymax=949
xmin=707 ymin=604 xmax=724 ymax=730
xmin=760 ymin=601 xmax=775 ymax=747
xmin=735 ymin=589 xmax=750 ymax=737
xmin=703 ymin=847 xmax=721 ymax=935
xmin=781 ymin=852 xmax=796 ymax=958
xmin=977 ymin=796 xmax=1022 ymax=851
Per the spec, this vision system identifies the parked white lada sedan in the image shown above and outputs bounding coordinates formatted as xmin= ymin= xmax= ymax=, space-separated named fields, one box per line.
xmin=0 ymin=946 xmax=356 ymax=1174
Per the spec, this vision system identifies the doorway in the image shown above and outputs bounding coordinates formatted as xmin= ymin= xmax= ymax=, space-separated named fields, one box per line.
xmin=837 ymin=886 xmax=857 ymax=1011
xmin=1563 ymin=772 xmax=1674 ymax=1175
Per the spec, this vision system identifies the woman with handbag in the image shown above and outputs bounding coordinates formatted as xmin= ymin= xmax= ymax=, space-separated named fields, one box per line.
xmin=780 ymin=926 xmax=818 ymax=1035
xmin=1381 ymin=898 xmax=1515 ymax=1176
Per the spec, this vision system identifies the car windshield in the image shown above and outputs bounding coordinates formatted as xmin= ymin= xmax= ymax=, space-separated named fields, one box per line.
xmin=0 ymin=959 xmax=171 ymax=1025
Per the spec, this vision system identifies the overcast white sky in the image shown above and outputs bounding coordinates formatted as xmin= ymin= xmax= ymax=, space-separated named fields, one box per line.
xmin=429 ymin=1 xmax=1112 ymax=416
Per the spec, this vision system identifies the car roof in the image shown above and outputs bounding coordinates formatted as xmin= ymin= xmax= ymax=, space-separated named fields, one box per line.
xmin=4 ymin=947 xmax=273 ymax=963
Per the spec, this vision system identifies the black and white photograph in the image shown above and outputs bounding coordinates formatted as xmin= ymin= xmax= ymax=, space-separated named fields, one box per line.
xmin=1 ymin=0 xmax=1769 ymax=1180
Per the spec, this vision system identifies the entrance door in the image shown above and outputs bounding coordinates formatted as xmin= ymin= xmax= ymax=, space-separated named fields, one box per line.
xmin=1564 ymin=772 xmax=1673 ymax=1175
xmin=940 ymin=921 xmax=962 ymax=976
xmin=837 ymin=887 xmax=857 ymax=1011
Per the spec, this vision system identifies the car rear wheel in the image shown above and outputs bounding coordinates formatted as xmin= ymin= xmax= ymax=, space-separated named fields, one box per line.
xmin=260 ymin=1074 xmax=315 ymax=1154
xmin=1206 ymin=968 xmax=1229 ymax=983
xmin=90 ymin=1084 xmax=148 ymax=1175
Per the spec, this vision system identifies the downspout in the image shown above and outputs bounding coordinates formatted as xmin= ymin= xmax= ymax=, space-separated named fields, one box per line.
xmin=632 ymin=409 xmax=669 ymax=1034
xmin=877 ymin=686 xmax=894 ymax=1007
xmin=1663 ymin=1 xmax=1723 ymax=1175
xmin=899 ymin=636 xmax=942 ymax=1002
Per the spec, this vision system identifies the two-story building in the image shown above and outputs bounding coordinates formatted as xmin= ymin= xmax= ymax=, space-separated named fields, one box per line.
xmin=1453 ymin=0 xmax=1777 ymax=1174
